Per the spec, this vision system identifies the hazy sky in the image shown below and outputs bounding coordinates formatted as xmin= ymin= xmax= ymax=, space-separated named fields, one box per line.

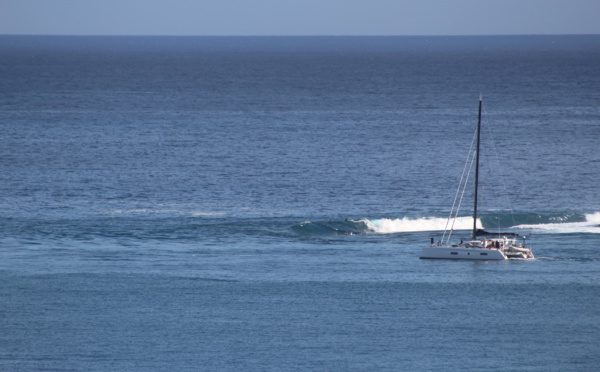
xmin=2 ymin=0 xmax=600 ymax=36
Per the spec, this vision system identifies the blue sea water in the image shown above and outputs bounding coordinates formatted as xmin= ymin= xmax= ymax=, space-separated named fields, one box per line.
xmin=1 ymin=35 xmax=600 ymax=371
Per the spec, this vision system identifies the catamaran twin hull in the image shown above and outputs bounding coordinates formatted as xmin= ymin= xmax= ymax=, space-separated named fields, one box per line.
xmin=420 ymin=240 xmax=535 ymax=260
xmin=420 ymin=246 xmax=505 ymax=260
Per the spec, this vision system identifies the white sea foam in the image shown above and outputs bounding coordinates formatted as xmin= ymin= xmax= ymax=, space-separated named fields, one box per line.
xmin=363 ymin=216 xmax=480 ymax=234
xmin=364 ymin=212 xmax=600 ymax=235
xmin=586 ymin=212 xmax=600 ymax=225
xmin=515 ymin=212 xmax=600 ymax=234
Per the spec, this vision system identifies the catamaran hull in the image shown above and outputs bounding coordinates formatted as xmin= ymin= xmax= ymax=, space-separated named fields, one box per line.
xmin=420 ymin=246 xmax=507 ymax=260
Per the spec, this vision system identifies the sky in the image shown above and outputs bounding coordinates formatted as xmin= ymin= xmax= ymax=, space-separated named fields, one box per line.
xmin=1 ymin=0 xmax=600 ymax=36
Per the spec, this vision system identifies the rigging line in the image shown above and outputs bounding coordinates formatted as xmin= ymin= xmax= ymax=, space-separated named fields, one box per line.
xmin=442 ymin=126 xmax=478 ymax=244
xmin=481 ymin=103 xmax=518 ymax=229
xmin=446 ymin=141 xmax=477 ymax=244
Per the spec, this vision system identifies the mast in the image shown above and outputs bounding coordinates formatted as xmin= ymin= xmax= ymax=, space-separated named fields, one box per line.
xmin=472 ymin=96 xmax=483 ymax=240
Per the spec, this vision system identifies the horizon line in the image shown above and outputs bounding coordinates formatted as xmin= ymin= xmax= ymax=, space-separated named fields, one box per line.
xmin=2 ymin=33 xmax=599 ymax=38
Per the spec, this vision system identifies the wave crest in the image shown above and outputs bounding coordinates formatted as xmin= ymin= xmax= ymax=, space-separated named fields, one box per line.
xmin=363 ymin=217 xmax=477 ymax=234
xmin=292 ymin=212 xmax=600 ymax=236
xmin=292 ymin=217 xmax=478 ymax=236
xmin=514 ymin=212 xmax=600 ymax=234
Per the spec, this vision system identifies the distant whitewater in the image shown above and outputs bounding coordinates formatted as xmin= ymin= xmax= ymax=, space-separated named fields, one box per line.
xmin=362 ymin=217 xmax=476 ymax=234
xmin=292 ymin=217 xmax=475 ymax=236
xmin=293 ymin=212 xmax=600 ymax=236
xmin=364 ymin=212 xmax=600 ymax=235
xmin=514 ymin=212 xmax=600 ymax=234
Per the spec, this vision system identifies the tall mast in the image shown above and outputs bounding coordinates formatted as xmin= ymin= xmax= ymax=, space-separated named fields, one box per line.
xmin=472 ymin=96 xmax=483 ymax=240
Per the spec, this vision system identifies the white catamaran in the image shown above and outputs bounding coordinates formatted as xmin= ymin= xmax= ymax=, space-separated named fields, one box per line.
xmin=420 ymin=97 xmax=534 ymax=260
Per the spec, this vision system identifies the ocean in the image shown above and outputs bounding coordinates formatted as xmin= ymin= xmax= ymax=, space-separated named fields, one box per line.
xmin=1 ymin=35 xmax=599 ymax=371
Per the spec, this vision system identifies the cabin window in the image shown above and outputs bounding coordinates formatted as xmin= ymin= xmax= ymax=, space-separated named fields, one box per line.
xmin=480 ymin=253 xmax=488 ymax=256
xmin=451 ymin=252 xmax=458 ymax=255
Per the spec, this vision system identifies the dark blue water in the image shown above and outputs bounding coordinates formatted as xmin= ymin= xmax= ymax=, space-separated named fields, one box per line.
xmin=1 ymin=35 xmax=599 ymax=371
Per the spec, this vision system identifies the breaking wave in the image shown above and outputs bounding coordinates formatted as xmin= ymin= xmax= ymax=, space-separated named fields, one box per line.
xmin=363 ymin=216 xmax=477 ymax=234
xmin=292 ymin=217 xmax=479 ymax=236
xmin=513 ymin=211 xmax=600 ymax=234
xmin=292 ymin=212 xmax=600 ymax=236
